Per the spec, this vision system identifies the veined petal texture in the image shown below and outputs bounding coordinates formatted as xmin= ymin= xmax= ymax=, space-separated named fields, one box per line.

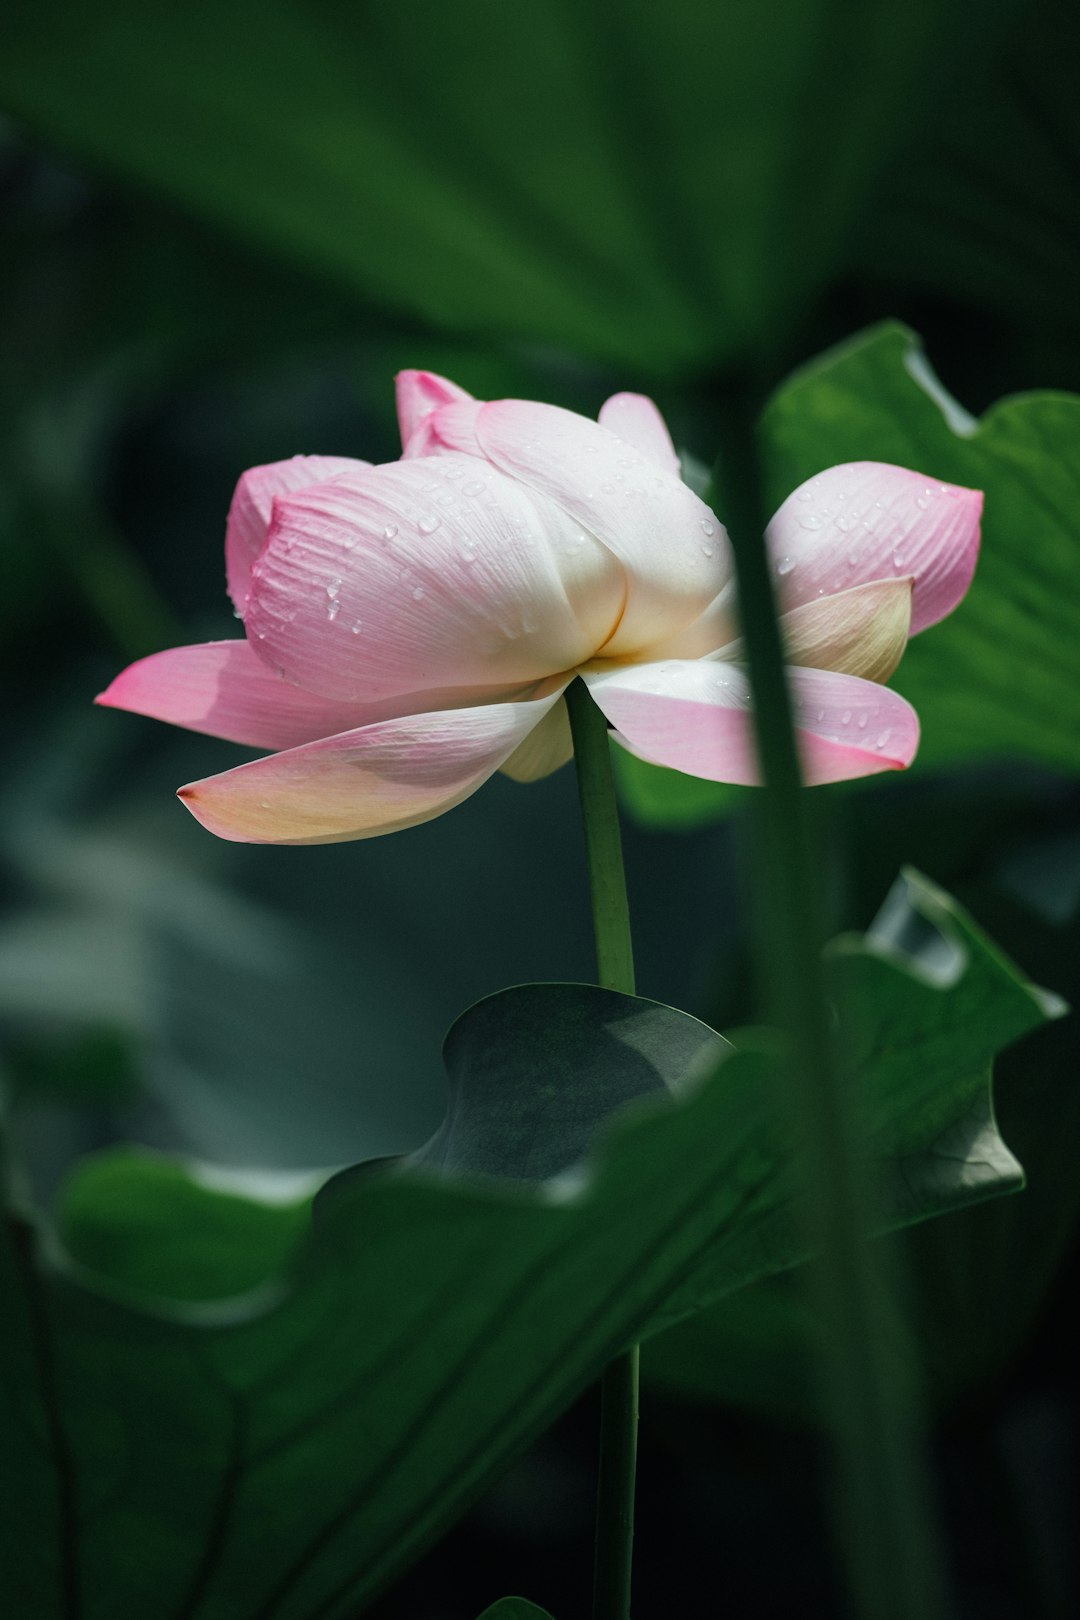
xmin=245 ymin=453 xmax=625 ymax=702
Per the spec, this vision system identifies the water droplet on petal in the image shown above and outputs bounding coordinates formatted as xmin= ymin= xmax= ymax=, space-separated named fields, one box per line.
xmin=702 ymin=544 xmax=715 ymax=557
xmin=350 ymin=619 xmax=363 ymax=635
xmin=327 ymin=601 xmax=340 ymax=622
xmin=893 ymin=552 xmax=905 ymax=570
xmin=874 ymin=728 xmax=892 ymax=750
xmin=799 ymin=513 xmax=825 ymax=531
xmin=325 ymin=578 xmax=341 ymax=600
xmin=837 ymin=515 xmax=851 ymax=532
xmin=841 ymin=709 xmax=852 ymax=725
xmin=797 ymin=489 xmax=813 ymax=503
xmin=463 ymin=479 xmax=486 ymax=496
xmin=776 ymin=555 xmax=796 ymax=576
xmin=700 ymin=518 xmax=716 ymax=536
xmin=857 ymin=712 xmax=869 ymax=729
xmin=412 ymin=585 xmax=425 ymax=601
xmin=916 ymin=489 xmax=932 ymax=510
xmin=419 ymin=514 xmax=440 ymax=534
xmin=383 ymin=523 xmax=398 ymax=541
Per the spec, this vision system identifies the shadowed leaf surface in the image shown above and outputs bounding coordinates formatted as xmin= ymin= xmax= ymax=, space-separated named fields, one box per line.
xmin=0 ymin=875 xmax=1051 ymax=1617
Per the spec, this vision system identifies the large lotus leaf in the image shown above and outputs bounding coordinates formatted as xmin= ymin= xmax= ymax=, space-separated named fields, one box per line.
xmin=618 ymin=321 xmax=1080 ymax=826
xmin=0 ymin=1 xmax=996 ymax=376
xmin=648 ymin=862 xmax=1078 ymax=1420
xmin=760 ymin=322 xmax=1080 ymax=776
xmin=0 ymin=874 xmax=1051 ymax=1619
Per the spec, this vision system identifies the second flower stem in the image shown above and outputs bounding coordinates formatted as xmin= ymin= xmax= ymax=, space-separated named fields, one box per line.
xmin=566 ymin=677 xmax=639 ymax=1620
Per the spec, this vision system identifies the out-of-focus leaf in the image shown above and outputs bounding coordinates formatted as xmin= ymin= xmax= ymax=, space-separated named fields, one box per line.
xmin=854 ymin=0 xmax=1080 ymax=363
xmin=620 ymin=321 xmax=1080 ymax=827
xmin=644 ymin=867 xmax=1072 ymax=1419
xmin=56 ymin=1153 xmax=315 ymax=1304
xmin=0 ymin=1 xmax=1004 ymax=375
xmin=1 ymin=874 xmax=1050 ymax=1617
xmin=761 ymin=322 xmax=1080 ymax=776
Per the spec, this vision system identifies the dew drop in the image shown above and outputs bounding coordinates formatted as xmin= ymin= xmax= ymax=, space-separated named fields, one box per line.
xmin=350 ymin=619 xmax=363 ymax=635
xmin=776 ymin=555 xmax=796 ymax=576
xmin=327 ymin=601 xmax=340 ymax=622
xmin=816 ymin=708 xmax=826 ymax=722
xmin=412 ymin=585 xmax=425 ymax=601
xmin=892 ymin=551 xmax=905 ymax=570
xmin=463 ymin=479 xmax=486 ymax=496
xmin=857 ymin=712 xmax=869 ymax=729
xmin=916 ymin=490 xmax=932 ymax=510
xmin=325 ymin=578 xmax=342 ymax=600
xmin=797 ymin=489 xmax=813 ymax=502
xmin=444 ymin=463 xmax=465 ymax=479
xmin=799 ymin=512 xmax=825 ymax=531
xmin=836 ymin=515 xmax=851 ymax=532
xmin=383 ymin=523 xmax=398 ymax=541
xmin=874 ymin=728 xmax=892 ymax=750
xmin=232 ymin=607 xmax=243 ymax=620
xmin=702 ymin=544 xmax=715 ymax=558
xmin=700 ymin=518 xmax=716 ymax=536
xmin=259 ymin=801 xmax=271 ymax=811
xmin=419 ymin=514 xmax=440 ymax=534
xmin=841 ymin=709 xmax=852 ymax=725
xmin=847 ymin=549 xmax=860 ymax=566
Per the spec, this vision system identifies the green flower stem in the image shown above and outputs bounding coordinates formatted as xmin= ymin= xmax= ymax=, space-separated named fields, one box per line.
xmin=567 ymin=679 xmax=636 ymax=995
xmin=720 ymin=406 xmax=949 ymax=1620
xmin=566 ymin=676 xmax=639 ymax=1620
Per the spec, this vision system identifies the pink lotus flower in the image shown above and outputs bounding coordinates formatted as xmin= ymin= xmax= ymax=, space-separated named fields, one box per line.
xmin=97 ymin=373 xmax=981 ymax=844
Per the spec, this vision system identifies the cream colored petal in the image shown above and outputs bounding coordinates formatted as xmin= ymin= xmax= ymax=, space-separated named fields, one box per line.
xmin=499 ymin=696 xmax=573 ymax=782
xmin=713 ymin=577 xmax=913 ymax=684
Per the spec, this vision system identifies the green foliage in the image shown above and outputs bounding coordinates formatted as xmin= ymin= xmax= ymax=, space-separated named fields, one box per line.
xmin=761 ymin=322 xmax=1080 ymax=775
xmin=648 ymin=859 xmax=1080 ymax=1421
xmin=1 ymin=874 xmax=1052 ymax=1617
xmin=0 ymin=0 xmax=1002 ymax=377
xmin=620 ymin=322 xmax=1080 ymax=826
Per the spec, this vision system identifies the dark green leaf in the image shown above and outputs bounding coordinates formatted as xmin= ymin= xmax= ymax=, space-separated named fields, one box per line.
xmin=761 ymin=321 xmax=1080 ymax=778
xmin=413 ymin=982 xmax=730 ymax=1182
xmin=0 ymin=1 xmax=997 ymax=375
xmin=1 ymin=875 xmax=1051 ymax=1616
xmin=623 ymin=320 xmax=1080 ymax=827
xmin=644 ymin=867 xmax=1071 ymax=1419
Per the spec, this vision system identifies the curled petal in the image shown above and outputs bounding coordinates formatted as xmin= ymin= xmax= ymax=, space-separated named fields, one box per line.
xmin=583 ymin=660 xmax=919 ymax=786
xmin=403 ymin=399 xmax=486 ymax=460
xmin=597 ymin=393 xmax=681 ymax=478
xmin=474 ymin=400 xmax=730 ymax=657
xmin=499 ymin=696 xmax=573 ymax=782
xmin=177 ymin=689 xmax=568 ymax=845
xmin=226 ymin=456 xmax=364 ymax=616
xmin=246 ymin=453 xmax=624 ymax=702
xmin=396 ymin=370 xmax=475 ymax=453
xmin=767 ymin=463 xmax=981 ymax=635
xmin=712 ymin=577 xmax=913 ymax=684
xmin=94 ymin=640 xmax=535 ymax=750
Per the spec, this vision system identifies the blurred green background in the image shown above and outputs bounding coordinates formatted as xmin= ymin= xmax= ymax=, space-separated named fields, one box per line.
xmin=2 ymin=1 xmax=1079 ymax=1615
